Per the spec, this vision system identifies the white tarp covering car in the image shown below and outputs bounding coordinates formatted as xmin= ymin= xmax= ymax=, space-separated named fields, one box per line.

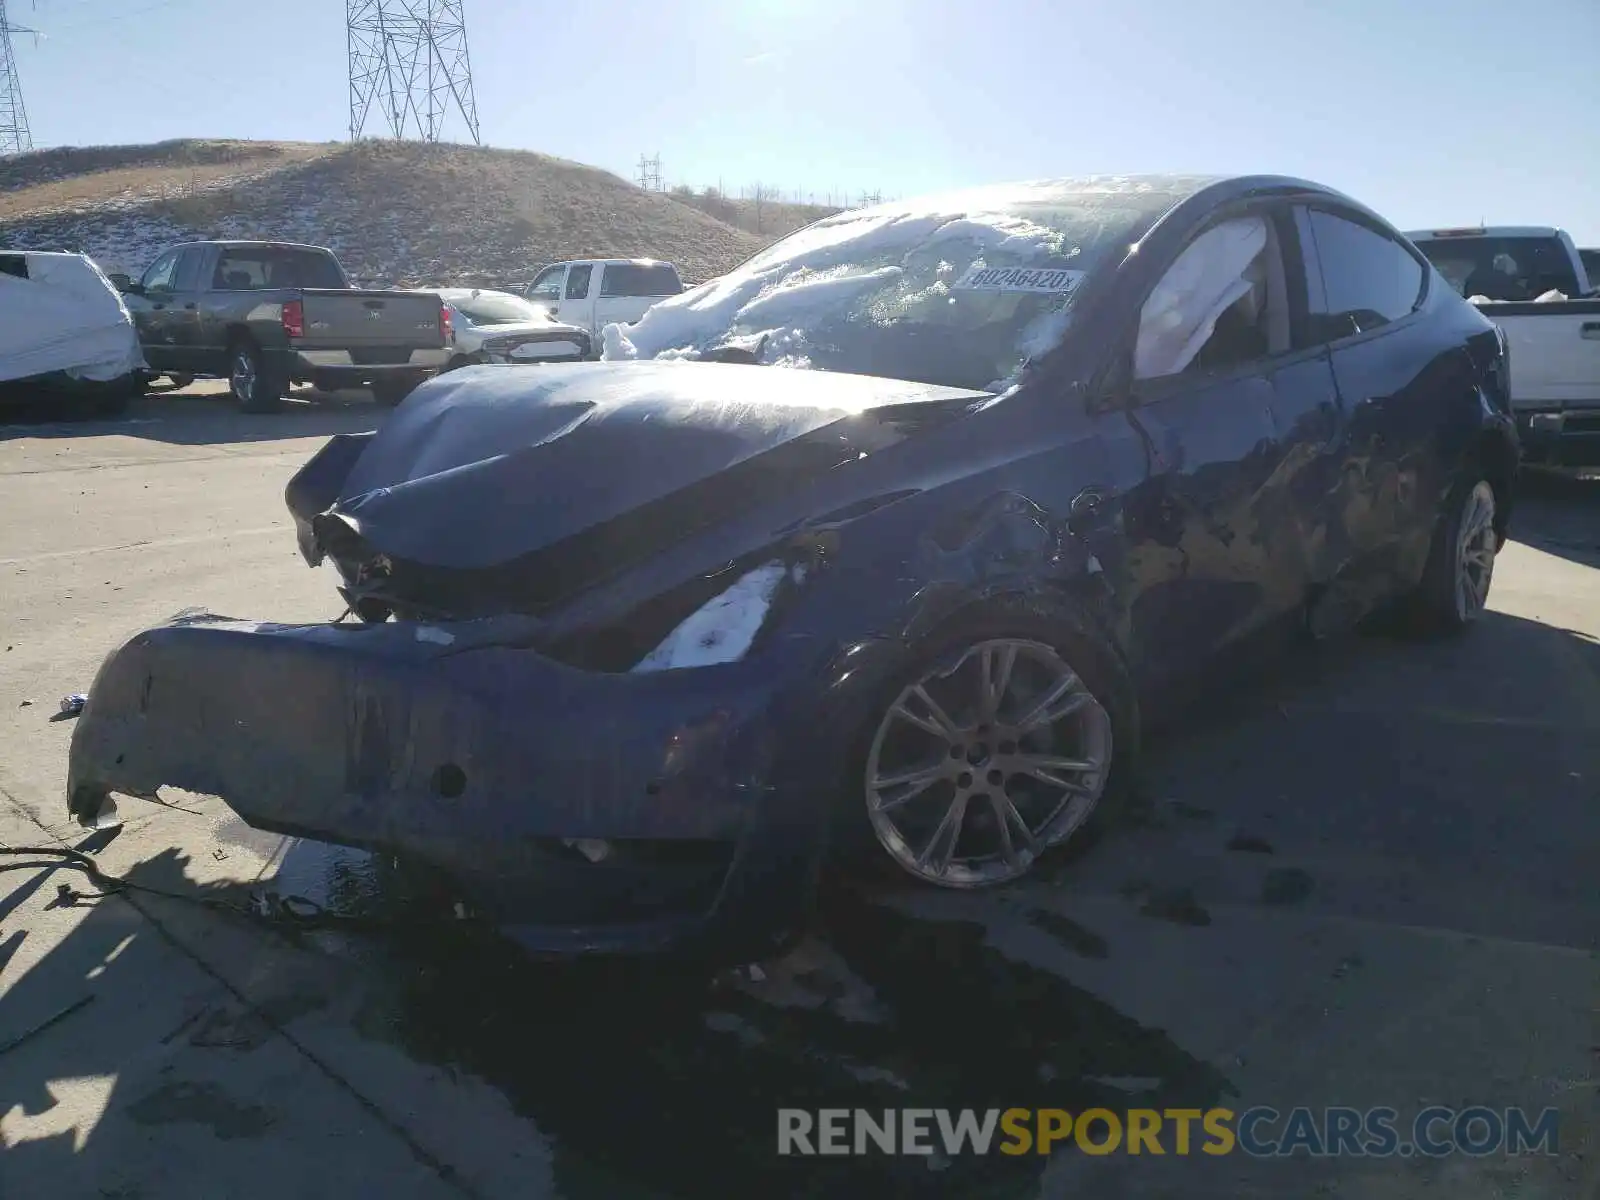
xmin=0 ymin=252 xmax=147 ymax=389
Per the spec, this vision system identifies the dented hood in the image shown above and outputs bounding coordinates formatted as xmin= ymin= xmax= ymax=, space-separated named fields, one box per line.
xmin=311 ymin=360 xmax=989 ymax=570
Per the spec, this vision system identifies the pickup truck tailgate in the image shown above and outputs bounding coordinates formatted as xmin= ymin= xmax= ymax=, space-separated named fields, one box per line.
xmin=1479 ymin=298 xmax=1600 ymax=407
xmin=297 ymin=289 xmax=445 ymax=355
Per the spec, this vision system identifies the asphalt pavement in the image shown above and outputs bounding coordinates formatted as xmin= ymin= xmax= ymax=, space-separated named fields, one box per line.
xmin=1 ymin=380 xmax=1597 ymax=1199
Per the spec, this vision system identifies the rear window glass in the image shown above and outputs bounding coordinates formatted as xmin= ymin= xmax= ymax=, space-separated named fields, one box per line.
xmin=213 ymin=248 xmax=346 ymax=290
xmin=0 ymin=254 xmax=27 ymax=279
xmin=600 ymin=263 xmax=682 ymax=298
xmin=1411 ymin=235 xmax=1579 ymax=301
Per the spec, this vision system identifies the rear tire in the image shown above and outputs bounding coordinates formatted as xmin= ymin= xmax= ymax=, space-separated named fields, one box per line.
xmin=1404 ymin=473 xmax=1499 ymax=635
xmin=229 ymin=340 xmax=283 ymax=413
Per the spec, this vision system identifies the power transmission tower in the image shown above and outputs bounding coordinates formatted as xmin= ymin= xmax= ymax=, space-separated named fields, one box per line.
xmin=347 ymin=1 xmax=481 ymax=144
xmin=0 ymin=0 xmax=35 ymax=156
xmin=636 ymin=153 xmax=661 ymax=191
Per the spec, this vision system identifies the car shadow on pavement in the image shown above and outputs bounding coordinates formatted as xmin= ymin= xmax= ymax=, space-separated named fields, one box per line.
xmin=0 ymin=386 xmax=385 ymax=448
xmin=4 ymin=603 xmax=1596 ymax=1197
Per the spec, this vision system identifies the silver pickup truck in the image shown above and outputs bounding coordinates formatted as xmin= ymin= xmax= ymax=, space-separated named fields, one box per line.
xmin=114 ymin=240 xmax=450 ymax=412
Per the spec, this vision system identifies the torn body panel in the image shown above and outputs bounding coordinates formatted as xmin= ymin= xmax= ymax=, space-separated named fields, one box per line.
xmin=66 ymin=611 xmax=832 ymax=957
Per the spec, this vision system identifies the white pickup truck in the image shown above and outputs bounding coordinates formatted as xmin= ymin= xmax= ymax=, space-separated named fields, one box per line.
xmin=1408 ymin=226 xmax=1600 ymax=467
xmin=518 ymin=258 xmax=684 ymax=339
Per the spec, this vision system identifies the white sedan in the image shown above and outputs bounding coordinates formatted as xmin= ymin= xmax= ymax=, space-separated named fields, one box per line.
xmin=433 ymin=288 xmax=593 ymax=369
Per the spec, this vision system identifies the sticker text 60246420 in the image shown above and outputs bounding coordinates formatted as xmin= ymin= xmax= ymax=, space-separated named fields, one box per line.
xmin=952 ymin=265 xmax=1086 ymax=294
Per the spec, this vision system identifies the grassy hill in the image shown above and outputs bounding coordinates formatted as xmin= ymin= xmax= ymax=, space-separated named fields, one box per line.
xmin=0 ymin=138 xmax=815 ymax=288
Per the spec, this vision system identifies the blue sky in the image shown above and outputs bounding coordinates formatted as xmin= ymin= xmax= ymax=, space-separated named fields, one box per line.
xmin=13 ymin=0 xmax=1600 ymax=241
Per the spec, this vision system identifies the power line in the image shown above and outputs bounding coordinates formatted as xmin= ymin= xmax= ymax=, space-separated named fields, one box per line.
xmin=347 ymin=0 xmax=480 ymax=144
xmin=0 ymin=0 xmax=34 ymax=155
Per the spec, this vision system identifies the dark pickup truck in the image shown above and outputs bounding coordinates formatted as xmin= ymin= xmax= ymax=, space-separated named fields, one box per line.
xmin=112 ymin=240 xmax=451 ymax=412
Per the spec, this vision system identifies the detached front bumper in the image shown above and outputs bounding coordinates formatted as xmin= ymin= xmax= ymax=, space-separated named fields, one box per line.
xmin=68 ymin=612 xmax=828 ymax=958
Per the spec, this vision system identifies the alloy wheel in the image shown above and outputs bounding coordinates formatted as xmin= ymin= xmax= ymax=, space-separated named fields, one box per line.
xmin=231 ymin=348 xmax=256 ymax=404
xmin=1454 ymin=481 xmax=1497 ymax=622
xmin=864 ymin=638 xmax=1113 ymax=888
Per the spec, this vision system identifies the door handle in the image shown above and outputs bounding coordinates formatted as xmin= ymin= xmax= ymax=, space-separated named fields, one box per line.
xmin=1581 ymin=322 xmax=1600 ymax=339
xmin=184 ymin=302 xmax=197 ymax=310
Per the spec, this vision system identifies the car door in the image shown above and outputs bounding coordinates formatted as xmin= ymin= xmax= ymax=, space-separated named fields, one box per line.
xmin=1116 ymin=205 xmax=1341 ymax=681
xmin=561 ymin=263 xmax=595 ymax=331
xmin=163 ymin=246 xmax=209 ymax=372
xmin=1295 ymin=205 xmax=1443 ymax=589
xmin=128 ymin=249 xmax=183 ymax=368
xmin=524 ymin=263 xmax=567 ymax=318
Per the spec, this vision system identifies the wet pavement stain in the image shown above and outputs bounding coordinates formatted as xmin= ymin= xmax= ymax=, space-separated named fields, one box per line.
xmin=1131 ymin=885 xmax=1213 ymax=927
xmin=1226 ymin=833 xmax=1274 ymax=854
xmin=345 ymin=889 xmax=1236 ymax=1198
xmin=1025 ymin=908 xmax=1110 ymax=959
xmin=1261 ymin=867 xmax=1314 ymax=906
xmin=125 ymin=1080 xmax=275 ymax=1140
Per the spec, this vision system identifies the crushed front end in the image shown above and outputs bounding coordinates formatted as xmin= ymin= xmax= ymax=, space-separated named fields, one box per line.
xmin=67 ymin=602 xmax=833 ymax=960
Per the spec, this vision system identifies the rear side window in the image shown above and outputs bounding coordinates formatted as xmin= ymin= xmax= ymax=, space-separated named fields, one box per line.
xmin=1302 ymin=210 xmax=1425 ymax=340
xmin=565 ymin=264 xmax=592 ymax=300
xmin=0 ymin=253 xmax=28 ymax=279
xmin=600 ymin=263 xmax=682 ymax=298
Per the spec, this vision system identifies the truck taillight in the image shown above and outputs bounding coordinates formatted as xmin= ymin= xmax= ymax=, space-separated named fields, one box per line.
xmin=281 ymin=299 xmax=305 ymax=339
xmin=440 ymin=304 xmax=453 ymax=341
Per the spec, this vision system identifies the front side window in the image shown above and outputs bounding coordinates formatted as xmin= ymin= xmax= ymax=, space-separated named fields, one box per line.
xmin=525 ymin=265 xmax=566 ymax=302
xmin=1304 ymin=210 xmax=1424 ymax=339
xmin=566 ymin=265 xmax=593 ymax=300
xmin=141 ymin=250 xmax=180 ymax=292
xmin=1135 ymin=215 xmax=1287 ymax=380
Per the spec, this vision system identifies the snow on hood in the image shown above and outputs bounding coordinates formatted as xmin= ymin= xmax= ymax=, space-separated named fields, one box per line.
xmin=601 ymin=178 xmax=1200 ymax=393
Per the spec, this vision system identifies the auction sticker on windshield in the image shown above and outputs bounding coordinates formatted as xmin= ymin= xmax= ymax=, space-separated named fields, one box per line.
xmin=953 ymin=265 xmax=1086 ymax=293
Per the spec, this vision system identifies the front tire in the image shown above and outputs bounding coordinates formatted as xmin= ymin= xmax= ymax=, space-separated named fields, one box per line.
xmin=1406 ymin=475 xmax=1499 ymax=634
xmin=229 ymin=341 xmax=283 ymax=413
xmin=847 ymin=609 xmax=1134 ymax=889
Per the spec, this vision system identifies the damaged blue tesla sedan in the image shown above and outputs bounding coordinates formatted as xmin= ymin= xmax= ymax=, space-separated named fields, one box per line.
xmin=68 ymin=175 xmax=1518 ymax=962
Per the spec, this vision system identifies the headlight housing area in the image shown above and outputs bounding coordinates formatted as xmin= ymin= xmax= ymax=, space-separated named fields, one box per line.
xmin=632 ymin=561 xmax=790 ymax=673
xmin=545 ymin=557 xmax=815 ymax=674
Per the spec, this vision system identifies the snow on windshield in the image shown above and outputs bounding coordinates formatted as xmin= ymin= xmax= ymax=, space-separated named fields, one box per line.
xmin=601 ymin=179 xmax=1193 ymax=392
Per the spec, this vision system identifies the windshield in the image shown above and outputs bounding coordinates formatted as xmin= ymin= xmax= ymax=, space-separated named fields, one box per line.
xmin=449 ymin=292 xmax=547 ymax=325
xmin=1411 ymin=235 xmax=1581 ymax=301
xmin=602 ymin=178 xmax=1199 ymax=391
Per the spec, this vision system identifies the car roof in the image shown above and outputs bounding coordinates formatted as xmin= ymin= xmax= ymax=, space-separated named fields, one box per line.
xmin=166 ymin=239 xmax=337 ymax=253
